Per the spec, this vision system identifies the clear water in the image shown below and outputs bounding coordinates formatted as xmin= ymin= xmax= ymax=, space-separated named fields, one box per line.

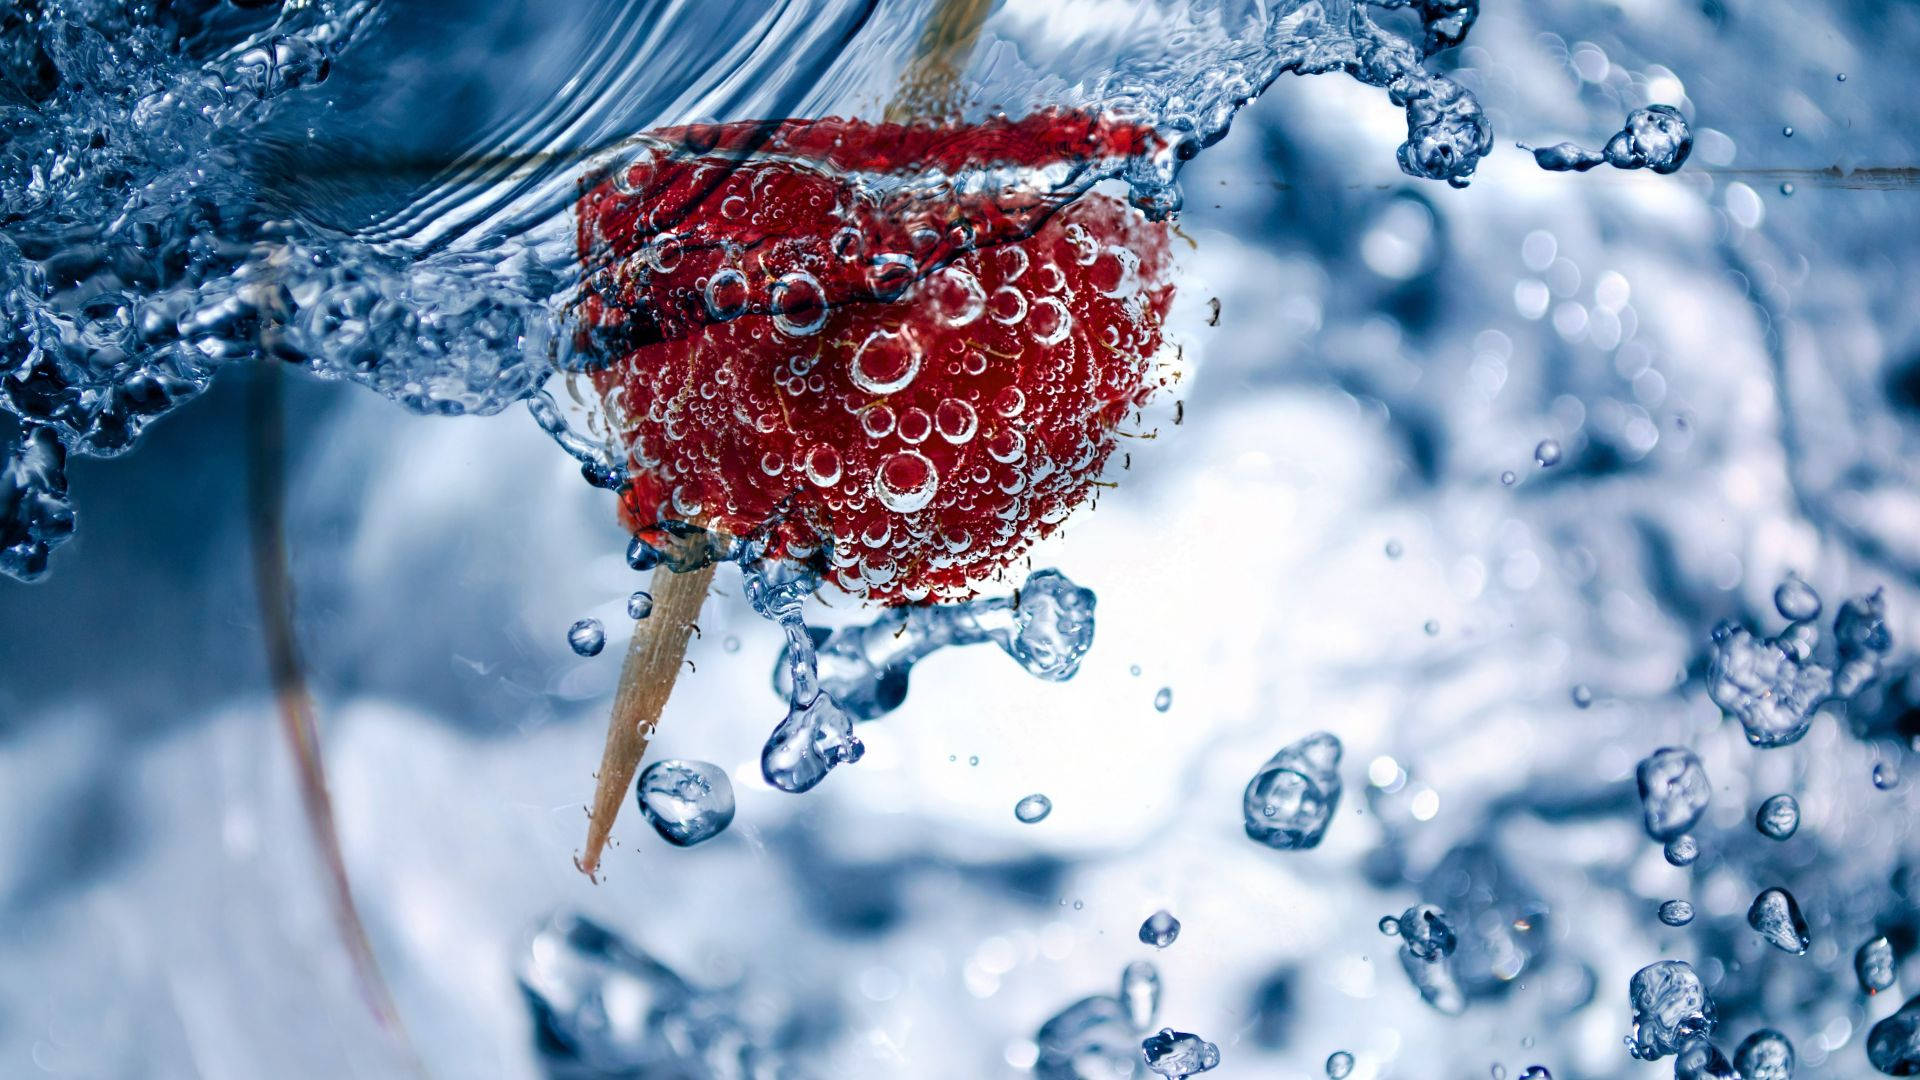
xmin=4 ymin=1 xmax=1920 ymax=1079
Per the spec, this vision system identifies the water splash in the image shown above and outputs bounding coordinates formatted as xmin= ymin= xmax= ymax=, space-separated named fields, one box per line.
xmin=1524 ymin=105 xmax=1693 ymax=175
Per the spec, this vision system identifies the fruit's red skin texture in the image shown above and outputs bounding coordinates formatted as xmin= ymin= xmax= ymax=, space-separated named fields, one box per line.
xmin=577 ymin=114 xmax=1174 ymax=603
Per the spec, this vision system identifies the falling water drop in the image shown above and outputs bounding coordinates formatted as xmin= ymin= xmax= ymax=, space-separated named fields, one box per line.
xmin=1015 ymin=793 xmax=1053 ymax=824
xmin=1659 ymin=900 xmax=1695 ymax=927
xmin=1154 ymin=687 xmax=1173 ymax=712
xmin=568 ymin=618 xmax=606 ymax=657
xmin=1139 ymin=910 xmax=1181 ymax=949
xmin=627 ymin=590 xmax=654 ymax=620
xmin=1746 ymin=888 xmax=1810 ymax=955
xmin=1326 ymin=1051 xmax=1354 ymax=1079
xmin=635 ymin=760 xmax=736 ymax=846
xmin=1755 ymin=794 xmax=1800 ymax=840
xmin=1535 ymin=439 xmax=1562 ymax=467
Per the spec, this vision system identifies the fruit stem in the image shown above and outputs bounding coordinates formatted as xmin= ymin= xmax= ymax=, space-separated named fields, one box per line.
xmin=577 ymin=560 xmax=718 ymax=878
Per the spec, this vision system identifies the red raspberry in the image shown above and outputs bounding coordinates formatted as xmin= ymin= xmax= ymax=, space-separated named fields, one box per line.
xmin=576 ymin=113 xmax=1175 ymax=603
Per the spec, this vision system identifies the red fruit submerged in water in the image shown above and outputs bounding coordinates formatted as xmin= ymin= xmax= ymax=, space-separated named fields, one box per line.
xmin=576 ymin=113 xmax=1175 ymax=603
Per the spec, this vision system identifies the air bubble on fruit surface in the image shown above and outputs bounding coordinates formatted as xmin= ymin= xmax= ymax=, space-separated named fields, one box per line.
xmin=1030 ymin=297 xmax=1073 ymax=344
xmin=987 ymin=429 xmax=1028 ymax=464
xmin=703 ymin=268 xmax=749 ymax=321
xmin=897 ymin=407 xmax=933 ymax=444
xmin=646 ymin=231 xmax=684 ymax=272
xmin=567 ymin=618 xmax=605 ymax=657
xmin=994 ymin=386 xmax=1027 ymax=418
xmin=770 ymin=271 xmax=827 ymax=336
xmin=874 ymin=451 xmax=939 ymax=514
xmin=860 ymin=404 xmax=897 ymax=439
xmin=1063 ymin=222 xmax=1099 ymax=265
xmin=1015 ymin=793 xmax=1053 ymax=823
xmin=635 ymin=759 xmax=735 ymax=846
xmin=850 ymin=327 xmax=921 ymax=394
xmin=929 ymin=266 xmax=986 ymax=327
xmin=934 ymin=398 xmax=979 ymax=444
xmin=989 ymin=285 xmax=1029 ymax=325
xmin=804 ymin=445 xmax=842 ymax=487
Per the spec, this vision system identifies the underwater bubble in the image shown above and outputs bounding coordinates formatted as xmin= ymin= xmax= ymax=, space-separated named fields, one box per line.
xmin=1733 ymin=1029 xmax=1795 ymax=1080
xmin=1755 ymin=794 xmax=1800 ymax=840
xmin=1326 ymin=1051 xmax=1354 ymax=1079
xmin=1141 ymin=1028 xmax=1219 ymax=1078
xmin=1572 ymin=685 xmax=1594 ymax=708
xmin=1140 ymin=910 xmax=1181 ymax=949
xmin=1675 ymin=1039 xmax=1740 ymax=1080
xmin=1664 ymin=835 xmax=1700 ymax=866
xmin=1627 ymin=960 xmax=1717 ymax=1061
xmin=1120 ymin=962 xmax=1161 ymax=1032
xmin=1636 ymin=747 xmax=1711 ymax=841
xmin=1707 ymin=621 xmax=1832 ymax=748
xmin=627 ymin=591 xmax=654 ymax=620
xmin=1535 ymin=439 xmax=1562 ymax=467
xmin=1015 ymin=793 xmax=1054 ymax=824
xmin=1835 ymin=590 xmax=1894 ymax=697
xmin=969 ymin=756 xmax=980 ymax=767
xmin=1154 ymin=687 xmax=1173 ymax=713
xmin=1868 ymin=995 xmax=1920 ymax=1075
xmin=1858 ymin=937 xmax=1898 ymax=994
xmin=760 ymin=691 xmax=863 ymax=794
xmin=1397 ymin=904 xmax=1458 ymax=961
xmin=1746 ymin=888 xmax=1810 ymax=955
xmin=635 ymin=760 xmax=735 ymax=847
xmin=1243 ymin=731 xmax=1344 ymax=850
xmin=1659 ymin=900 xmax=1695 ymax=927
xmin=568 ymin=618 xmax=606 ymax=657
xmin=1775 ymin=575 xmax=1822 ymax=622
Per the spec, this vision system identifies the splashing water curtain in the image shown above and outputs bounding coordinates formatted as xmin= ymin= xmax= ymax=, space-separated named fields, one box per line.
xmin=569 ymin=0 xmax=1174 ymax=876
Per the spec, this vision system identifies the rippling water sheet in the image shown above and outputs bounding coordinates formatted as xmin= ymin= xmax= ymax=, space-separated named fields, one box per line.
xmin=5 ymin=0 xmax=1920 ymax=1077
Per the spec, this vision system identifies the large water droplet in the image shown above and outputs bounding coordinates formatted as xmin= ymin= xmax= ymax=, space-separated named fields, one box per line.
xmin=1733 ymin=1029 xmax=1795 ymax=1080
xmin=1015 ymin=793 xmax=1053 ymax=824
xmin=1636 ymin=747 xmax=1711 ymax=841
xmin=568 ymin=618 xmax=606 ymax=657
xmin=1326 ymin=1051 xmax=1354 ymax=1079
xmin=1243 ymin=732 xmax=1344 ymax=850
xmin=1746 ymin=887 xmax=1810 ymax=954
xmin=1139 ymin=910 xmax=1181 ymax=949
xmin=1627 ymin=960 xmax=1717 ymax=1061
xmin=1141 ymin=1027 xmax=1219 ymax=1078
xmin=1858 ymin=936 xmax=1897 ymax=995
xmin=1658 ymin=900 xmax=1695 ymax=927
xmin=1774 ymin=574 xmax=1822 ymax=622
xmin=635 ymin=759 xmax=735 ymax=846
xmin=1755 ymin=793 xmax=1800 ymax=840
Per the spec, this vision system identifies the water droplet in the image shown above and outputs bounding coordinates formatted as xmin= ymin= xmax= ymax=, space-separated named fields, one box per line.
xmin=1243 ymin=732 xmax=1344 ymax=850
xmin=1773 ymin=575 xmax=1822 ymax=622
xmin=626 ymin=536 xmax=661 ymax=571
xmin=1385 ymin=539 xmax=1404 ymax=559
xmin=1500 ymin=470 xmax=1517 ymax=486
xmin=1755 ymin=793 xmax=1800 ymax=840
xmin=1571 ymin=684 xmax=1593 ymax=708
xmin=1396 ymin=904 xmax=1458 ymax=961
xmin=1870 ymin=996 xmax=1920 ymax=1075
xmin=1120 ymin=961 xmax=1160 ymax=1029
xmin=1424 ymin=620 xmax=1440 ymax=636
xmin=849 ymin=327 xmax=921 ymax=394
xmin=1491 ymin=1066 xmax=1507 ymax=1080
xmin=1519 ymin=1068 xmax=1551 ymax=1080
xmin=1378 ymin=915 xmax=1402 ymax=936
xmin=1733 ymin=1029 xmax=1795 ymax=1080
xmin=1627 ymin=960 xmax=1717 ymax=1061
xmin=804 ymin=445 xmax=842 ymax=487
xmin=1663 ymin=835 xmax=1700 ymax=867
xmin=627 ymin=591 xmax=654 ymax=620
xmin=1535 ymin=439 xmax=1562 ymax=467
xmin=1130 ymin=664 xmax=1143 ymax=677
xmin=1636 ymin=747 xmax=1711 ymax=841
xmin=1874 ymin=761 xmax=1899 ymax=790
xmin=1747 ymin=887 xmax=1810 ymax=954
xmin=760 ymin=691 xmax=863 ymax=794
xmin=1675 ymin=1039 xmax=1740 ymax=1080
xmin=1780 ymin=181 xmax=1795 ymax=196
xmin=873 ymin=450 xmax=939 ymax=514
xmin=722 ymin=635 xmax=740 ymax=654
xmin=567 ymin=618 xmax=606 ymax=657
xmin=1326 ymin=1051 xmax=1354 ymax=1079
xmin=969 ymin=755 xmax=980 ymax=766
xmin=1857 ymin=936 xmax=1897 ymax=994
xmin=1658 ymin=899 xmax=1695 ymax=926
xmin=635 ymin=759 xmax=735 ymax=846
xmin=1140 ymin=910 xmax=1181 ymax=948
xmin=1015 ymin=793 xmax=1053 ymax=823
xmin=1153 ymin=687 xmax=1173 ymax=712
xmin=1141 ymin=1027 xmax=1219 ymax=1078
xmin=1782 ymin=125 xmax=1794 ymax=137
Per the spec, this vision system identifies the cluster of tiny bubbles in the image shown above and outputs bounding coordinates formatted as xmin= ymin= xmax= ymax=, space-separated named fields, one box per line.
xmin=1534 ymin=438 xmax=1562 ymax=467
xmin=1663 ymin=834 xmax=1701 ymax=867
xmin=1733 ymin=1030 xmax=1795 ymax=1080
xmin=1754 ymin=793 xmax=1800 ymax=840
xmin=1657 ymin=899 xmax=1695 ymax=927
xmin=770 ymin=567 xmax=1097 ymax=724
xmin=626 ymin=590 xmax=654 ymax=620
xmin=1524 ymin=104 xmax=1694 ymax=175
xmin=1856 ymin=936 xmax=1897 ymax=994
xmin=1626 ymin=960 xmax=1717 ymax=1061
xmin=1636 ymin=746 xmax=1711 ymax=842
xmin=1325 ymin=1050 xmax=1354 ymax=1079
xmin=1153 ymin=687 xmax=1173 ymax=713
xmin=1014 ymin=793 xmax=1053 ymax=824
xmin=1139 ymin=910 xmax=1181 ymax=949
xmin=567 ymin=618 xmax=606 ymax=657
xmin=634 ymin=760 xmax=735 ymax=847
xmin=1242 ymin=731 xmax=1344 ymax=850
xmin=1571 ymin=684 xmax=1594 ymax=708
xmin=1141 ymin=1027 xmax=1219 ymax=1079
xmin=1746 ymin=887 xmax=1810 ymax=955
